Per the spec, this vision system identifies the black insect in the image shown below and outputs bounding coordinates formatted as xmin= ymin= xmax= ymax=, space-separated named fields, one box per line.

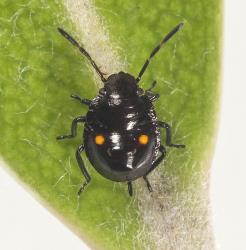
xmin=57 ymin=23 xmax=185 ymax=196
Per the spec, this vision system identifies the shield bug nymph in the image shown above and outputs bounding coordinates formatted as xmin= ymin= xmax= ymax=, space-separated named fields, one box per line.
xmin=57 ymin=23 xmax=185 ymax=196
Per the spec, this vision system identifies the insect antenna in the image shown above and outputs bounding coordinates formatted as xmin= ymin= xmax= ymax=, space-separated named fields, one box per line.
xmin=136 ymin=22 xmax=184 ymax=83
xmin=58 ymin=28 xmax=107 ymax=83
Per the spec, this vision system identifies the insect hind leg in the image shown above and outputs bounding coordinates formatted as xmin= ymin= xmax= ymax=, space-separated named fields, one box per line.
xmin=76 ymin=145 xmax=91 ymax=196
xmin=143 ymin=175 xmax=153 ymax=192
xmin=145 ymin=145 xmax=166 ymax=176
xmin=127 ymin=181 xmax=133 ymax=196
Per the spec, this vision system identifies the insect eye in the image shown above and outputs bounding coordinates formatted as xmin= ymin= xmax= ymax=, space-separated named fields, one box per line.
xmin=95 ymin=135 xmax=105 ymax=145
xmin=138 ymin=134 xmax=149 ymax=145
xmin=137 ymin=88 xmax=144 ymax=95
xmin=99 ymin=88 xmax=106 ymax=96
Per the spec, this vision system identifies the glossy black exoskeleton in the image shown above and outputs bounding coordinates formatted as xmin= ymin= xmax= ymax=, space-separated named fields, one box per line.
xmin=57 ymin=23 xmax=185 ymax=196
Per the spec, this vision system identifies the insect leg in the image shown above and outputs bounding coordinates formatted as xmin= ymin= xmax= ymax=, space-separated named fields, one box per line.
xmin=145 ymin=91 xmax=160 ymax=102
xmin=147 ymin=80 xmax=157 ymax=92
xmin=158 ymin=121 xmax=185 ymax=148
xmin=145 ymin=145 xmax=166 ymax=176
xmin=145 ymin=80 xmax=160 ymax=102
xmin=57 ymin=116 xmax=86 ymax=140
xmin=76 ymin=145 xmax=91 ymax=196
xmin=71 ymin=94 xmax=91 ymax=106
xmin=143 ymin=175 xmax=153 ymax=192
xmin=57 ymin=28 xmax=107 ymax=83
xmin=127 ymin=181 xmax=133 ymax=196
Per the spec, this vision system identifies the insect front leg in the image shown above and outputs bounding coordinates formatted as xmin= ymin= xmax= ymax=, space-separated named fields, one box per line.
xmin=147 ymin=80 xmax=157 ymax=92
xmin=57 ymin=116 xmax=86 ymax=140
xmin=70 ymin=94 xmax=92 ymax=106
xmin=145 ymin=80 xmax=160 ymax=102
xmin=158 ymin=121 xmax=185 ymax=148
xmin=76 ymin=145 xmax=91 ymax=196
xmin=145 ymin=91 xmax=160 ymax=102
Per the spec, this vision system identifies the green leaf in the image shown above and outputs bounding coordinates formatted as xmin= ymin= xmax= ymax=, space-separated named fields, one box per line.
xmin=0 ymin=0 xmax=222 ymax=249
